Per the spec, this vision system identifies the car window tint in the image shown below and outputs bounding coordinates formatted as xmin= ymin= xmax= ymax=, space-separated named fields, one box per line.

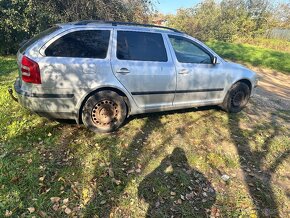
xmin=45 ymin=30 xmax=110 ymax=58
xmin=169 ymin=35 xmax=212 ymax=64
xmin=117 ymin=31 xmax=168 ymax=62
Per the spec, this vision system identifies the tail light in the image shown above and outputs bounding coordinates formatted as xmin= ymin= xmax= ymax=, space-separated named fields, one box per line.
xmin=21 ymin=56 xmax=41 ymax=84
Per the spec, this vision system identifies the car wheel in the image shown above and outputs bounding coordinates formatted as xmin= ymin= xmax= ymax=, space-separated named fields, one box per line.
xmin=222 ymin=82 xmax=250 ymax=113
xmin=82 ymin=90 xmax=127 ymax=133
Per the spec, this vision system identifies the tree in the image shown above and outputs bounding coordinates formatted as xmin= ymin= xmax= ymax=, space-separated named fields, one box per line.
xmin=0 ymin=0 xmax=154 ymax=54
xmin=166 ymin=0 xmax=274 ymax=42
xmin=270 ymin=3 xmax=290 ymax=29
xmin=166 ymin=0 xmax=220 ymax=41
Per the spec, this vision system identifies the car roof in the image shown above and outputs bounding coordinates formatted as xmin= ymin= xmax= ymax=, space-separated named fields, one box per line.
xmin=57 ymin=20 xmax=184 ymax=35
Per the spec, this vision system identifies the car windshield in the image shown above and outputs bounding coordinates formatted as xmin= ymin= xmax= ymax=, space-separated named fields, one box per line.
xmin=19 ymin=26 xmax=61 ymax=53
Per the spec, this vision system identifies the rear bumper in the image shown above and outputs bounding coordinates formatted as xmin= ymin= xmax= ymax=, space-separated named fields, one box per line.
xmin=13 ymin=78 xmax=77 ymax=120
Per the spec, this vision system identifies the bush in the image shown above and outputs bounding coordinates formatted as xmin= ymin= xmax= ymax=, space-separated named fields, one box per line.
xmin=0 ymin=0 xmax=153 ymax=55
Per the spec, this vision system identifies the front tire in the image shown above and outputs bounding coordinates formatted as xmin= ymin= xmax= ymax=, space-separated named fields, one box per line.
xmin=222 ymin=82 xmax=251 ymax=113
xmin=82 ymin=91 xmax=127 ymax=133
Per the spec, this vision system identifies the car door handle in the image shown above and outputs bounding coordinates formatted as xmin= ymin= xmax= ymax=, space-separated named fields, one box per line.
xmin=116 ymin=68 xmax=130 ymax=74
xmin=179 ymin=69 xmax=189 ymax=74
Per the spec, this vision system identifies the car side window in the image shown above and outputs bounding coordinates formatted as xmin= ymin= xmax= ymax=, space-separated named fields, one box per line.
xmin=117 ymin=31 xmax=168 ymax=62
xmin=169 ymin=35 xmax=212 ymax=64
xmin=45 ymin=30 xmax=110 ymax=59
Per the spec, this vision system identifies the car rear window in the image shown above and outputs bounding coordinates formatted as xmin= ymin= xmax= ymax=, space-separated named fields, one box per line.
xmin=117 ymin=31 xmax=168 ymax=62
xmin=45 ymin=30 xmax=110 ymax=59
xmin=19 ymin=26 xmax=61 ymax=54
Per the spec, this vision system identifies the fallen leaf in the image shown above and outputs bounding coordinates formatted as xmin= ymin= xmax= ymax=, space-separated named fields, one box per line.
xmin=112 ymin=178 xmax=121 ymax=185
xmin=155 ymin=201 xmax=160 ymax=208
xmin=221 ymin=174 xmax=230 ymax=182
xmin=180 ymin=195 xmax=185 ymax=200
xmin=185 ymin=192 xmax=194 ymax=200
xmin=211 ymin=207 xmax=220 ymax=217
xmin=50 ymin=197 xmax=61 ymax=203
xmin=52 ymin=203 xmax=59 ymax=211
xmin=48 ymin=132 xmax=52 ymax=137
xmin=135 ymin=168 xmax=141 ymax=173
xmin=64 ymin=207 xmax=72 ymax=214
xmin=100 ymin=200 xmax=106 ymax=205
xmin=170 ymin=191 xmax=176 ymax=196
xmin=27 ymin=207 xmax=35 ymax=213
xmin=39 ymin=176 xmax=45 ymax=182
xmin=186 ymin=169 xmax=192 ymax=174
xmin=73 ymin=206 xmax=81 ymax=212
xmin=38 ymin=211 xmax=47 ymax=217
xmin=127 ymin=169 xmax=134 ymax=174
xmin=5 ymin=210 xmax=12 ymax=217
xmin=63 ymin=198 xmax=69 ymax=204
xmin=27 ymin=159 xmax=33 ymax=164
xmin=170 ymin=207 xmax=177 ymax=212
xmin=108 ymin=168 xmax=114 ymax=177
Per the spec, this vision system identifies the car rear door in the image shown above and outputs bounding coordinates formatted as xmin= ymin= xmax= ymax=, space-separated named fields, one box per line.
xmin=111 ymin=30 xmax=176 ymax=109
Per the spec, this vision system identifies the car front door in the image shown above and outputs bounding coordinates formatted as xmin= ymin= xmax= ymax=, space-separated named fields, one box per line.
xmin=166 ymin=35 xmax=226 ymax=107
xmin=111 ymin=30 xmax=176 ymax=109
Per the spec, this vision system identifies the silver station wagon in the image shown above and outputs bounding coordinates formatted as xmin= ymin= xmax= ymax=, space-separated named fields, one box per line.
xmin=12 ymin=21 xmax=258 ymax=132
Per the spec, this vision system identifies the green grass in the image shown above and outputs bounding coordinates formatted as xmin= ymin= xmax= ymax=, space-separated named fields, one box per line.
xmin=0 ymin=56 xmax=289 ymax=217
xmin=234 ymin=37 xmax=290 ymax=53
xmin=206 ymin=41 xmax=290 ymax=74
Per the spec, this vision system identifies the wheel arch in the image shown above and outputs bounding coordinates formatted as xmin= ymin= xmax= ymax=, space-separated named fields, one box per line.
xmin=237 ymin=79 xmax=252 ymax=92
xmin=225 ymin=78 xmax=253 ymax=98
xmin=77 ymin=86 xmax=131 ymax=124
xmin=222 ymin=78 xmax=253 ymax=103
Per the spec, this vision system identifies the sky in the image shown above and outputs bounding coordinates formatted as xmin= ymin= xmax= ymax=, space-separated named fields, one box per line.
xmin=155 ymin=0 xmax=290 ymax=14
xmin=155 ymin=0 xmax=202 ymax=14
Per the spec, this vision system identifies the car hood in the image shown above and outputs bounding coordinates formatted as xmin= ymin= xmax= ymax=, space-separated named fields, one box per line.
xmin=224 ymin=61 xmax=259 ymax=83
xmin=225 ymin=61 xmax=249 ymax=70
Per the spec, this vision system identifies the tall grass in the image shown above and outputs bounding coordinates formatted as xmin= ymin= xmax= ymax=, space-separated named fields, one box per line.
xmin=234 ymin=37 xmax=290 ymax=53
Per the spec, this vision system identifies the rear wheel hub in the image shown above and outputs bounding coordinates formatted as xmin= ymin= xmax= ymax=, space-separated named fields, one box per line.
xmin=91 ymin=100 xmax=119 ymax=126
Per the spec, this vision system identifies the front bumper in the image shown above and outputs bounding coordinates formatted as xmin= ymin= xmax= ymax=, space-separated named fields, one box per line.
xmin=251 ymin=78 xmax=259 ymax=96
xmin=12 ymin=78 xmax=77 ymax=120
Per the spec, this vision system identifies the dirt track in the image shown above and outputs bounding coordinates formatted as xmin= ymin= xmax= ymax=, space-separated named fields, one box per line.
xmin=252 ymin=66 xmax=290 ymax=111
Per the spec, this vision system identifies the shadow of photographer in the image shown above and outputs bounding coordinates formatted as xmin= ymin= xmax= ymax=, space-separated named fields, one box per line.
xmin=138 ymin=147 xmax=216 ymax=217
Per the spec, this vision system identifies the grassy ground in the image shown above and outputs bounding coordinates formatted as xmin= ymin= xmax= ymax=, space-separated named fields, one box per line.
xmin=234 ymin=37 xmax=290 ymax=53
xmin=207 ymin=41 xmax=290 ymax=74
xmin=0 ymin=54 xmax=289 ymax=217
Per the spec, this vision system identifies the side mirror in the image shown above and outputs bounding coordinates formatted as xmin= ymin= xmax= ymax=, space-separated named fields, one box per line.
xmin=212 ymin=56 xmax=218 ymax=64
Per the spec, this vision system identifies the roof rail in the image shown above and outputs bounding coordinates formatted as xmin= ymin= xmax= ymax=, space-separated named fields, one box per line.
xmin=74 ymin=20 xmax=182 ymax=33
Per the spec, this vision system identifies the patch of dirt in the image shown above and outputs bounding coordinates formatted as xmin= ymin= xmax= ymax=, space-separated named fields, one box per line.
xmin=249 ymin=66 xmax=290 ymax=111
